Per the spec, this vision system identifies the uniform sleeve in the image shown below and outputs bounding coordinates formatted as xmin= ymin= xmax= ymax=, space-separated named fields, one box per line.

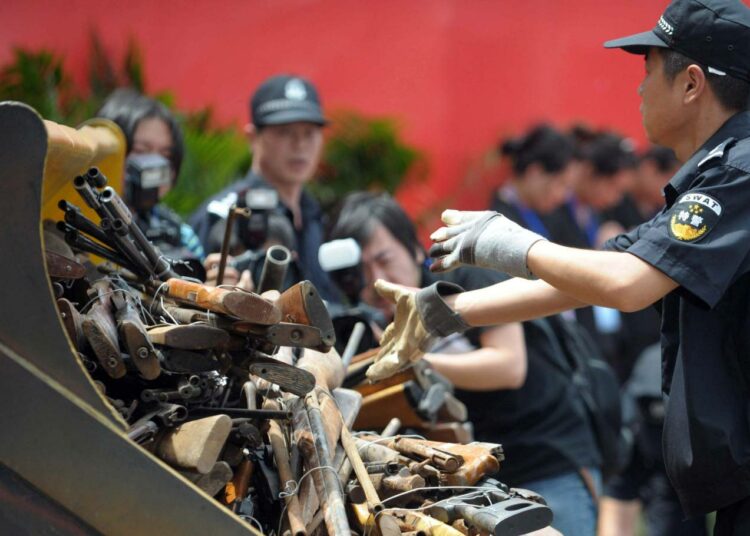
xmin=602 ymin=214 xmax=659 ymax=253
xmin=622 ymin=166 xmax=750 ymax=308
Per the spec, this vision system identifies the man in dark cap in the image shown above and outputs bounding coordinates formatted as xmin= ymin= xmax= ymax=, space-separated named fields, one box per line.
xmin=189 ymin=74 xmax=339 ymax=301
xmin=369 ymin=1 xmax=750 ymax=532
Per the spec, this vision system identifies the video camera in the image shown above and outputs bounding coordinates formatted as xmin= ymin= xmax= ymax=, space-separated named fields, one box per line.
xmin=318 ymin=238 xmax=385 ymax=355
xmin=237 ymin=188 xmax=282 ymax=251
xmin=124 ymin=153 xmax=172 ymax=212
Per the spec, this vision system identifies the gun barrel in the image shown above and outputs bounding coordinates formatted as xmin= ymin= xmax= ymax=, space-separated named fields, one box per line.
xmin=61 ymin=225 xmax=131 ymax=269
xmin=258 ymin=245 xmax=291 ymax=294
xmin=63 ymin=207 xmax=113 ymax=246
xmin=100 ymin=186 xmax=177 ymax=280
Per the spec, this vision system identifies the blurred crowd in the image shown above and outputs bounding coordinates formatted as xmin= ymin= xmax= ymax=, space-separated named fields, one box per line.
xmin=89 ymin=73 xmax=701 ymax=536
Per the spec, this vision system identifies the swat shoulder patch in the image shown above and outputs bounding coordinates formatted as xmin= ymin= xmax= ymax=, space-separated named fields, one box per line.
xmin=668 ymin=192 xmax=721 ymax=242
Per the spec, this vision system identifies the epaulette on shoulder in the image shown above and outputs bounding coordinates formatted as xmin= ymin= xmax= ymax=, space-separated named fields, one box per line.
xmin=698 ymin=137 xmax=737 ymax=170
xmin=722 ymin=137 xmax=750 ymax=173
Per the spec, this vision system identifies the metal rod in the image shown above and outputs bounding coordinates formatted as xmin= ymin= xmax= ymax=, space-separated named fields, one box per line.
xmin=341 ymin=321 xmax=366 ymax=368
xmin=217 ymin=205 xmax=242 ymax=286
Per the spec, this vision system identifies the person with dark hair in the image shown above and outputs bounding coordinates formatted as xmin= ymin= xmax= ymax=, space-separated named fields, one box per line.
xmin=97 ymin=88 xmax=203 ymax=261
xmin=373 ymin=1 xmax=750 ymax=533
xmin=188 ymin=75 xmax=338 ymax=301
xmin=330 ymin=192 xmax=601 ymax=536
xmin=490 ymin=124 xmax=576 ymax=223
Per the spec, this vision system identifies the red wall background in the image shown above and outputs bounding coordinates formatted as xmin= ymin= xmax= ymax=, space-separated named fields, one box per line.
xmin=0 ymin=0 xmax=681 ymax=218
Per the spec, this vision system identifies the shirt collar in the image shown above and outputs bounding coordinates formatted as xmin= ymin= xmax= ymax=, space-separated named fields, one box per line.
xmin=664 ymin=111 xmax=750 ymax=203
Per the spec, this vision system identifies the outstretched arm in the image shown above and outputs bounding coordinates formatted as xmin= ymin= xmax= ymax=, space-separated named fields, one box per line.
xmin=527 ymin=241 xmax=678 ymax=312
xmin=425 ymin=322 xmax=527 ymax=391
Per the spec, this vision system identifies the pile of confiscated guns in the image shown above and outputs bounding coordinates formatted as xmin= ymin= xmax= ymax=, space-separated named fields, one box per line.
xmin=47 ymin=167 xmax=554 ymax=535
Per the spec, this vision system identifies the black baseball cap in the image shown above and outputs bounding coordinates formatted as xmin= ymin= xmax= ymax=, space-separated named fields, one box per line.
xmin=604 ymin=0 xmax=750 ymax=82
xmin=250 ymin=74 xmax=328 ymax=127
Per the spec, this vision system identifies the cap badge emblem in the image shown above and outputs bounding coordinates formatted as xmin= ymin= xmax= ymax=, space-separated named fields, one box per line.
xmin=285 ymin=79 xmax=307 ymax=101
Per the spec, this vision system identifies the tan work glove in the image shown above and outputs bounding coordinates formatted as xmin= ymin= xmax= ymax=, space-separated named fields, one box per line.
xmin=367 ymin=279 xmax=469 ymax=382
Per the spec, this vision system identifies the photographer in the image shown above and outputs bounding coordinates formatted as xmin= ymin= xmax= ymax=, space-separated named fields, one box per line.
xmin=97 ymin=88 xmax=204 ymax=263
xmin=189 ymin=74 xmax=338 ymax=301
xmin=330 ymin=192 xmax=602 ymax=536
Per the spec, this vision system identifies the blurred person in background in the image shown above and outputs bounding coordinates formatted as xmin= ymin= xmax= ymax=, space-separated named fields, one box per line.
xmin=189 ymin=74 xmax=339 ymax=301
xmin=540 ymin=129 xmax=638 ymax=369
xmin=97 ymin=88 xmax=204 ymax=264
xmin=545 ymin=127 xmax=638 ymax=250
xmin=603 ymin=146 xmax=682 ymax=231
xmin=331 ymin=192 xmax=601 ymax=536
xmin=490 ymin=124 xmax=576 ymax=236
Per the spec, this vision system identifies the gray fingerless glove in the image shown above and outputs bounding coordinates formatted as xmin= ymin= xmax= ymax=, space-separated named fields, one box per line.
xmin=415 ymin=281 xmax=470 ymax=342
xmin=466 ymin=213 xmax=545 ymax=278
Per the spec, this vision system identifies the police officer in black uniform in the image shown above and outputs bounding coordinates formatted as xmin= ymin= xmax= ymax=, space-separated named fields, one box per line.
xmin=368 ymin=1 xmax=750 ymax=533
xmin=188 ymin=75 xmax=339 ymax=301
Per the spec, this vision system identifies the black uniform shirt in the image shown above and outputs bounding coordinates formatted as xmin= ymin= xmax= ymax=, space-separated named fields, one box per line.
xmin=188 ymin=171 xmax=340 ymax=302
xmin=605 ymin=111 xmax=750 ymax=516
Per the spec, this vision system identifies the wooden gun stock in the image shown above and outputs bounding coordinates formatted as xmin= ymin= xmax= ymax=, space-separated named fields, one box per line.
xmin=147 ymin=324 xmax=230 ymax=351
xmin=82 ymin=281 xmax=126 ymax=378
xmin=276 ymin=281 xmax=335 ymax=352
xmin=164 ymin=278 xmax=281 ymax=325
xmin=112 ymin=291 xmax=161 ymax=380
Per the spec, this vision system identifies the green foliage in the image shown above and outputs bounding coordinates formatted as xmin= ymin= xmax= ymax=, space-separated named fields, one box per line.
xmin=162 ymin=109 xmax=250 ymax=216
xmin=0 ymin=37 xmax=420 ymax=219
xmin=311 ymin=111 xmax=423 ymax=210
xmin=0 ymin=49 xmax=69 ymax=122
